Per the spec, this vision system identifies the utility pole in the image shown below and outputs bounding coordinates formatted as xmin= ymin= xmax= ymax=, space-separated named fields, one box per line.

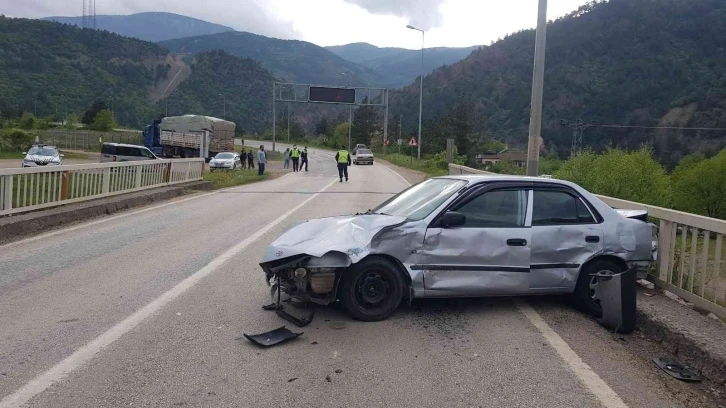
xmin=407 ymin=25 xmax=425 ymax=159
xmin=348 ymin=105 xmax=352 ymax=150
xmin=287 ymin=102 xmax=290 ymax=142
xmin=383 ymin=89 xmax=389 ymax=152
xmin=272 ymin=82 xmax=276 ymax=152
xmin=398 ymin=114 xmax=402 ymax=154
xmin=525 ymin=0 xmax=548 ymax=176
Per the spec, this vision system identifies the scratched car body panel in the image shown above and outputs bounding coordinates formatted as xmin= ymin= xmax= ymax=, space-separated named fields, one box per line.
xmin=260 ymin=175 xmax=656 ymax=319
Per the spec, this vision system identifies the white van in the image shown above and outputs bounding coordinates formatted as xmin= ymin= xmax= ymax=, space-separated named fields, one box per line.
xmin=100 ymin=143 xmax=158 ymax=163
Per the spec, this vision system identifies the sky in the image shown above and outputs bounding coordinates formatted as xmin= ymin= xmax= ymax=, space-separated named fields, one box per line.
xmin=2 ymin=0 xmax=593 ymax=49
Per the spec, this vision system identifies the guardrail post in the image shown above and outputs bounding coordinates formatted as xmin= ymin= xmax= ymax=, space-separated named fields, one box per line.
xmin=2 ymin=175 xmax=13 ymax=211
xmin=60 ymin=171 xmax=69 ymax=200
xmin=656 ymin=220 xmax=674 ymax=282
xmin=163 ymin=163 xmax=171 ymax=184
xmin=185 ymin=162 xmax=191 ymax=181
xmin=135 ymin=165 xmax=142 ymax=189
xmin=102 ymin=168 xmax=111 ymax=194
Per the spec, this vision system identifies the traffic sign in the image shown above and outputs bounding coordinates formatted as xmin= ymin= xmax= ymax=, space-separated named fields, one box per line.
xmin=384 ymin=139 xmax=390 ymax=146
xmin=408 ymin=136 xmax=418 ymax=147
xmin=397 ymin=139 xmax=403 ymax=146
xmin=309 ymin=86 xmax=356 ymax=104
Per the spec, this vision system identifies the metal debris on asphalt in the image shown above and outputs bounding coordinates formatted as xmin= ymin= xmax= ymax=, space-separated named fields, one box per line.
xmin=242 ymin=326 xmax=302 ymax=348
xmin=653 ymin=356 xmax=702 ymax=382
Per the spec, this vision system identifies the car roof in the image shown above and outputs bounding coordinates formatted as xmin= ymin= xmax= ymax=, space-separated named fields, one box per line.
xmin=436 ymin=174 xmax=577 ymax=187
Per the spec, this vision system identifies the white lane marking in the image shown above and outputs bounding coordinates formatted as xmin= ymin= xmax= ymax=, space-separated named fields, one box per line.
xmin=514 ymin=299 xmax=629 ymax=408
xmin=0 ymin=172 xmax=295 ymax=250
xmin=0 ymin=177 xmax=339 ymax=408
xmin=376 ymin=162 xmax=412 ymax=187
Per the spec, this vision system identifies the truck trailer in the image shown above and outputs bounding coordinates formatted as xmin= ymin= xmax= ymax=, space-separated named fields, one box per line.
xmin=143 ymin=115 xmax=236 ymax=160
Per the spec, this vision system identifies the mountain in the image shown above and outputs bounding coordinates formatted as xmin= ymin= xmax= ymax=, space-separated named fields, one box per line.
xmin=168 ymin=51 xmax=274 ymax=133
xmin=391 ymin=0 xmax=726 ymax=168
xmin=0 ymin=17 xmax=275 ymax=132
xmin=327 ymin=42 xmax=478 ymax=88
xmin=43 ymin=12 xmax=234 ymax=42
xmin=160 ymin=32 xmax=383 ymax=86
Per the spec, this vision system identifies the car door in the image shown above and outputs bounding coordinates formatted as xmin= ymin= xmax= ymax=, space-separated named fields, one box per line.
xmin=419 ymin=185 xmax=532 ymax=296
xmin=529 ymin=188 xmax=604 ymax=293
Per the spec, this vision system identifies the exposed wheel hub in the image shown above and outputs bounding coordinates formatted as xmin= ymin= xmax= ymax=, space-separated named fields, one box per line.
xmin=356 ymin=273 xmax=389 ymax=306
xmin=589 ymin=269 xmax=615 ymax=306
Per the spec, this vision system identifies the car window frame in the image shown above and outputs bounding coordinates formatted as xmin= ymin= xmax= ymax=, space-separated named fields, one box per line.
xmin=531 ymin=187 xmax=599 ymax=227
xmin=451 ymin=187 xmax=530 ymax=228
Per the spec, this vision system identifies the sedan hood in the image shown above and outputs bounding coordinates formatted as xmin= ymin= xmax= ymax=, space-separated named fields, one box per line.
xmin=261 ymin=214 xmax=407 ymax=264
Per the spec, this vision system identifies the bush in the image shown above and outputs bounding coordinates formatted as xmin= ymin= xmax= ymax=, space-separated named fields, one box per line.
xmin=18 ymin=112 xmax=36 ymax=130
xmin=672 ymin=150 xmax=726 ymax=218
xmin=0 ymin=129 xmax=35 ymax=151
xmin=90 ymin=110 xmax=117 ymax=131
xmin=554 ymin=147 xmax=672 ymax=206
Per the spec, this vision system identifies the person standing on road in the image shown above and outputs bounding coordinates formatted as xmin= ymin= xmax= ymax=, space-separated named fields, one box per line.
xmin=335 ymin=144 xmax=351 ymax=182
xmin=291 ymin=145 xmax=300 ymax=172
xmin=300 ymin=147 xmax=309 ymax=172
xmin=283 ymin=148 xmax=290 ymax=170
xmin=247 ymin=150 xmax=254 ymax=170
xmin=257 ymin=145 xmax=267 ymax=176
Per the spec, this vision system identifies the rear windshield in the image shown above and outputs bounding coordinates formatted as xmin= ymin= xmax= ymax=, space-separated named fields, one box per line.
xmin=357 ymin=149 xmax=372 ymax=154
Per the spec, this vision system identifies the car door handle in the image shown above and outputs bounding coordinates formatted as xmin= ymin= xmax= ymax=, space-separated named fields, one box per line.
xmin=586 ymin=236 xmax=600 ymax=243
xmin=507 ymin=238 xmax=527 ymax=247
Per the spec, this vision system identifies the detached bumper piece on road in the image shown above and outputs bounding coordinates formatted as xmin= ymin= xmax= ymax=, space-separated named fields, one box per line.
xmin=243 ymin=326 xmax=303 ymax=348
xmin=653 ymin=356 xmax=702 ymax=382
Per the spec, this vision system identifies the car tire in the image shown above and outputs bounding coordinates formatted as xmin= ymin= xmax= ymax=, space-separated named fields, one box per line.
xmin=341 ymin=257 xmax=404 ymax=322
xmin=574 ymin=258 xmax=623 ymax=317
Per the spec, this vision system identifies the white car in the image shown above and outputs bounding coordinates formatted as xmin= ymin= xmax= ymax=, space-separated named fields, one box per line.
xmin=209 ymin=152 xmax=241 ymax=170
xmin=22 ymin=145 xmax=64 ymax=167
xmin=353 ymin=148 xmax=374 ymax=165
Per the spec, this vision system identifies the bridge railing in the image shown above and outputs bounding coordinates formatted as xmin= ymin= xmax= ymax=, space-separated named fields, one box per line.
xmin=449 ymin=163 xmax=726 ymax=318
xmin=0 ymin=159 xmax=204 ymax=217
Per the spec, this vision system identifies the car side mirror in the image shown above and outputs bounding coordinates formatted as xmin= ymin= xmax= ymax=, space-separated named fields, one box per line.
xmin=60 ymin=154 xmax=65 ymax=158
xmin=439 ymin=211 xmax=466 ymax=228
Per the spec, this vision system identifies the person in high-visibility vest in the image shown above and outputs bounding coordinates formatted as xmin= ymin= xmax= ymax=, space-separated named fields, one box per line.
xmin=290 ymin=145 xmax=300 ymax=172
xmin=335 ymin=144 xmax=351 ymax=182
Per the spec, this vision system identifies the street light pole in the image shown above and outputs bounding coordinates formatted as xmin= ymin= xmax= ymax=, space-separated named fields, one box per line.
xmin=407 ymin=25 xmax=424 ymax=159
xmin=526 ymin=0 xmax=548 ymax=176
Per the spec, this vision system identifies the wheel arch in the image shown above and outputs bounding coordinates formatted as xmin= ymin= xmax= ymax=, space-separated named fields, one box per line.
xmin=579 ymin=254 xmax=628 ymax=276
xmin=333 ymin=254 xmax=412 ymax=300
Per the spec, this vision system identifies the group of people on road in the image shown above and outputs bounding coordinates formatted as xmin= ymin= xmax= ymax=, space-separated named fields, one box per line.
xmin=284 ymin=145 xmax=308 ymax=172
xmin=238 ymin=146 xmax=267 ymax=176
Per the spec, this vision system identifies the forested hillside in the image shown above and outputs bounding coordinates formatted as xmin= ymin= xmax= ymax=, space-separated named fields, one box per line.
xmin=166 ymin=51 xmax=274 ymax=134
xmin=391 ymin=0 xmax=726 ymax=168
xmin=160 ymin=31 xmax=382 ymax=86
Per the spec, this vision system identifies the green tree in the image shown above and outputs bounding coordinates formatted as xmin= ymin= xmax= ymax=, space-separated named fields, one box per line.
xmin=82 ymin=100 xmax=109 ymax=125
xmin=352 ymin=103 xmax=381 ymax=147
xmin=329 ymin=122 xmax=350 ymax=149
xmin=314 ymin=117 xmax=330 ymax=136
xmin=90 ymin=110 xmax=117 ymax=131
xmin=0 ymin=129 xmax=34 ymax=151
xmin=672 ymin=150 xmax=726 ymax=218
xmin=18 ymin=111 xmax=36 ymax=130
xmin=65 ymin=114 xmax=79 ymax=130
xmin=554 ymin=147 xmax=672 ymax=206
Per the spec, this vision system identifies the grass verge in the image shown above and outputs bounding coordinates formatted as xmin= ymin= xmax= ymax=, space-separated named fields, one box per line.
xmin=0 ymin=152 xmax=24 ymax=159
xmin=378 ymin=153 xmax=448 ymax=177
xmin=203 ymin=169 xmax=270 ymax=189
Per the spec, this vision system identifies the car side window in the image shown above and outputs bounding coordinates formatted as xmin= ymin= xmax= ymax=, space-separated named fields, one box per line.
xmin=453 ymin=189 xmax=528 ymax=228
xmin=532 ymin=190 xmax=595 ymax=226
xmin=140 ymin=149 xmax=154 ymax=158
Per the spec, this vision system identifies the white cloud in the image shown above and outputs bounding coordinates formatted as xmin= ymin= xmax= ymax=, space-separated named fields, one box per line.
xmin=2 ymin=0 xmax=592 ymax=48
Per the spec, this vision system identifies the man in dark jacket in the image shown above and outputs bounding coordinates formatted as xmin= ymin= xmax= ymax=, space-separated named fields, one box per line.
xmin=247 ymin=150 xmax=254 ymax=170
xmin=300 ymin=147 xmax=309 ymax=171
xmin=335 ymin=145 xmax=351 ymax=182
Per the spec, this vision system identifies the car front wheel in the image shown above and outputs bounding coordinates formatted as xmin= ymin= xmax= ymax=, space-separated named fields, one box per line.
xmin=574 ymin=258 xmax=623 ymax=317
xmin=341 ymin=257 xmax=404 ymax=322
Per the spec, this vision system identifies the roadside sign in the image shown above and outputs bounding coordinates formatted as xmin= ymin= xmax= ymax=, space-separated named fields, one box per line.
xmin=408 ymin=136 xmax=418 ymax=147
xmin=397 ymin=139 xmax=403 ymax=146
xmin=384 ymin=139 xmax=390 ymax=146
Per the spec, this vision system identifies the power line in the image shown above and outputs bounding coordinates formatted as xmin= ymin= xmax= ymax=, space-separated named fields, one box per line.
xmin=591 ymin=124 xmax=726 ymax=131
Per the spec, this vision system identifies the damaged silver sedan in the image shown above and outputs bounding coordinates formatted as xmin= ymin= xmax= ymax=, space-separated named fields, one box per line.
xmin=260 ymin=175 xmax=657 ymax=321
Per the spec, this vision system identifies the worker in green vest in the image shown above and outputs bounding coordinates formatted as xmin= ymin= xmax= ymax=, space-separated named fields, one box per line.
xmin=290 ymin=145 xmax=300 ymax=172
xmin=335 ymin=144 xmax=351 ymax=182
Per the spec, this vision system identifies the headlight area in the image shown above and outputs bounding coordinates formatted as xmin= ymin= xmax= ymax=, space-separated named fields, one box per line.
xmin=269 ymin=266 xmax=341 ymax=306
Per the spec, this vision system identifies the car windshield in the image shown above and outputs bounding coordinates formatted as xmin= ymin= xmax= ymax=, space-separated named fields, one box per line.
xmin=372 ymin=178 xmax=468 ymax=221
xmin=358 ymin=149 xmax=372 ymax=154
xmin=28 ymin=147 xmax=58 ymax=156
xmin=216 ymin=153 xmax=234 ymax=159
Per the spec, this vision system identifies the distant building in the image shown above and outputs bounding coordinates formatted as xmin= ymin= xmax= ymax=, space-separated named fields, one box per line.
xmin=476 ymin=152 xmax=528 ymax=169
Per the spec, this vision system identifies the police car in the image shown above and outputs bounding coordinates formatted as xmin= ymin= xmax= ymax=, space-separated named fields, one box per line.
xmin=22 ymin=144 xmax=64 ymax=167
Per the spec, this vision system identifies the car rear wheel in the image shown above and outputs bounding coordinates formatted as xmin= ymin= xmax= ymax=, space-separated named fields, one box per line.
xmin=341 ymin=257 xmax=404 ymax=322
xmin=574 ymin=258 xmax=623 ymax=317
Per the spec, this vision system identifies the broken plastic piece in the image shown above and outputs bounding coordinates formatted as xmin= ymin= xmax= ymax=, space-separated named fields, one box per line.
xmin=243 ymin=326 xmax=302 ymax=347
xmin=653 ymin=357 xmax=702 ymax=382
xmin=262 ymin=303 xmax=282 ymax=311
xmin=276 ymin=305 xmax=315 ymax=327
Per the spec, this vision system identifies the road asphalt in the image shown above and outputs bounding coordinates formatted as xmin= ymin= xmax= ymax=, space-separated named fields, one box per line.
xmin=0 ymin=142 xmax=720 ymax=407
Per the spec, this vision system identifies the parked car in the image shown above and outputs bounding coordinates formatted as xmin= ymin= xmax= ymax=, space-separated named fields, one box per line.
xmin=22 ymin=144 xmax=64 ymax=167
xmin=353 ymin=148 xmax=374 ymax=165
xmin=260 ymin=175 xmax=657 ymax=322
xmin=100 ymin=143 xmax=158 ymax=163
xmin=209 ymin=152 xmax=241 ymax=170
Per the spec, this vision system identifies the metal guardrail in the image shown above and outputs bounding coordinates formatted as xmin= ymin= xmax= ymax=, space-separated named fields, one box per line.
xmin=0 ymin=159 xmax=204 ymax=216
xmin=448 ymin=163 xmax=726 ymax=318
